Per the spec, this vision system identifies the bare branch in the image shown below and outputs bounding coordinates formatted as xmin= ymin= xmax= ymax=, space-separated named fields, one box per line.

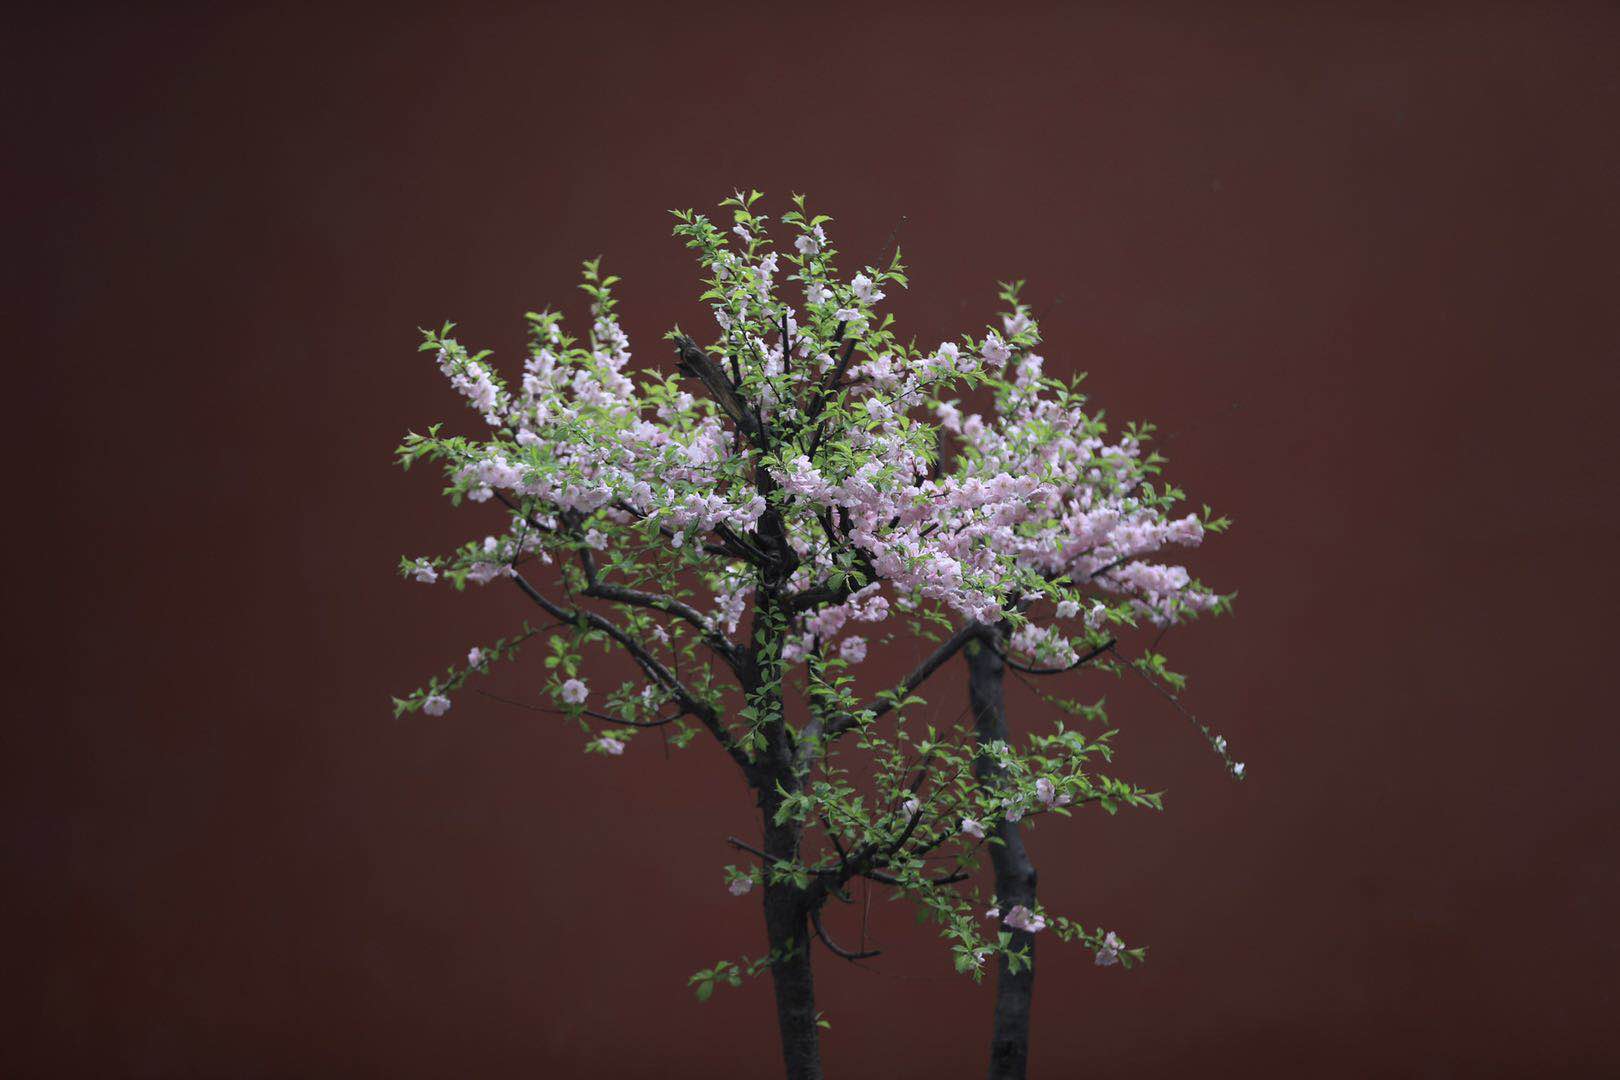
xmin=810 ymin=904 xmax=882 ymax=961
xmin=726 ymin=835 xmax=770 ymax=861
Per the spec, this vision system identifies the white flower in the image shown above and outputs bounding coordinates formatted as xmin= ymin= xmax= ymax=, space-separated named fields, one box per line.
xmin=1095 ymin=930 xmax=1124 ymax=966
xmin=1004 ymin=905 xmax=1046 ymax=933
xmin=985 ymin=907 xmax=1000 ymax=920
xmin=411 ymin=560 xmax=437 ymax=584
xmin=838 ymin=635 xmax=868 ymax=663
xmin=1232 ymin=762 xmax=1246 ymax=778
xmin=594 ymin=736 xmax=626 ymax=756
xmin=1055 ymin=599 xmax=1080 ymax=619
xmin=732 ymin=224 xmax=753 ymax=244
xmin=467 ymin=647 xmax=484 ymax=668
xmin=865 ymin=398 xmax=893 ymax=422
xmin=1214 ymin=735 xmax=1228 ymax=753
xmin=834 ymin=307 xmax=862 ymax=324
xmin=728 ymin=876 xmax=754 ymax=896
xmin=421 ymin=694 xmax=451 ymax=717
xmin=960 ymin=818 xmax=986 ymax=840
xmin=1002 ymin=797 xmax=1025 ymax=823
xmin=560 ymin=678 xmax=589 ymax=705
xmin=1085 ymin=601 xmax=1109 ymax=630
xmin=850 ymin=273 xmax=885 ymax=305
xmin=794 ymin=230 xmax=822 ymax=256
xmin=903 ymin=797 xmax=922 ymax=820
xmin=806 ymin=280 xmax=832 ymax=305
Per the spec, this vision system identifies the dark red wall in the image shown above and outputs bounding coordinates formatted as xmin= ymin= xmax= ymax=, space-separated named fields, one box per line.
xmin=14 ymin=6 xmax=1619 ymax=1077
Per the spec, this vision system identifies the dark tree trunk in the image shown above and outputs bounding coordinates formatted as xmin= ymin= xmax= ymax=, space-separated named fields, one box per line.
xmin=968 ymin=631 xmax=1038 ymax=1080
xmin=761 ymin=880 xmax=823 ymax=1080
xmin=758 ymin=752 xmax=823 ymax=1080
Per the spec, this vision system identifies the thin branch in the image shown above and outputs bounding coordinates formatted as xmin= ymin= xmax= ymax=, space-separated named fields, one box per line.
xmin=821 ymin=622 xmax=984 ymax=741
xmin=612 ymin=501 xmax=741 ymax=560
xmin=473 ymin=689 xmax=681 ymax=729
xmin=499 ymin=493 xmax=745 ymax=674
xmin=862 ymin=866 xmax=970 ymax=887
xmin=566 ymin=520 xmax=745 ymax=675
xmin=726 ymin=835 xmax=770 ymax=861
xmin=508 ymin=571 xmax=755 ymax=774
xmin=810 ymin=904 xmax=882 ymax=961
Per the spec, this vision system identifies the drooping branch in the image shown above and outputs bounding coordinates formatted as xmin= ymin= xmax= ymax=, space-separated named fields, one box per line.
xmin=810 ymin=903 xmax=882 ymax=961
xmin=862 ymin=866 xmax=970 ymax=887
xmin=566 ymin=518 xmax=746 ymax=676
xmin=999 ymin=637 xmax=1117 ymax=676
xmin=508 ymin=570 xmax=755 ymax=774
xmin=496 ymin=492 xmax=747 ymax=675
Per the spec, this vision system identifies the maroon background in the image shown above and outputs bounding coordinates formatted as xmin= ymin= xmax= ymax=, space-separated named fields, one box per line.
xmin=13 ymin=6 xmax=1620 ymax=1077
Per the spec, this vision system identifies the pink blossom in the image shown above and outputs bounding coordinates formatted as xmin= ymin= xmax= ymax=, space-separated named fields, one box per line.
xmin=1034 ymin=777 xmax=1072 ymax=808
xmin=838 ymin=636 xmax=868 ymax=664
xmin=961 ymin=818 xmax=986 ymax=839
xmin=422 ymin=694 xmax=451 ymax=717
xmin=1004 ymin=905 xmax=1046 ymax=934
xmin=980 ymin=333 xmax=1011 ymax=368
xmin=561 ymin=679 xmax=589 ymax=705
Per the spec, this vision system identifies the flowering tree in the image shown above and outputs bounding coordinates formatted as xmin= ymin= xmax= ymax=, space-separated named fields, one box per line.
xmin=929 ymin=310 xmax=1240 ymax=1076
xmin=393 ymin=193 xmax=1234 ymax=1080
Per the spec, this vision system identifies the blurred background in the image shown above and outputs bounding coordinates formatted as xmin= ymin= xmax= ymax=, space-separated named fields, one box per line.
xmin=11 ymin=5 xmax=1619 ymax=1077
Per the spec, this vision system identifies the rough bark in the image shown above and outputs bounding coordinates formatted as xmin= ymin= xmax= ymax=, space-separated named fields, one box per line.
xmin=760 ymin=773 xmax=824 ymax=1080
xmin=968 ymin=631 xmax=1038 ymax=1080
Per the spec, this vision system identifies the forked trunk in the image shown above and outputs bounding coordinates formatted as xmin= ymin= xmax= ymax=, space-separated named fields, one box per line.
xmin=969 ymin=633 xmax=1038 ymax=1080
